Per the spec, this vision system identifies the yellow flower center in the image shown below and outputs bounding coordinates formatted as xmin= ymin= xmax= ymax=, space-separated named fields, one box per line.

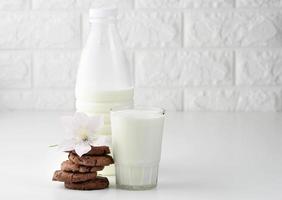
xmin=78 ymin=127 xmax=89 ymax=141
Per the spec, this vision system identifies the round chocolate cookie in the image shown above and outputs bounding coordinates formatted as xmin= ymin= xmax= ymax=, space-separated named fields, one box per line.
xmin=52 ymin=170 xmax=97 ymax=183
xmin=64 ymin=176 xmax=109 ymax=190
xmin=61 ymin=160 xmax=104 ymax=173
xmin=70 ymin=146 xmax=110 ymax=156
xmin=68 ymin=152 xmax=114 ymax=167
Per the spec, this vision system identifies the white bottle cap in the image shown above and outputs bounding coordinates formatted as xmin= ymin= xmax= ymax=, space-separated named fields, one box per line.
xmin=89 ymin=7 xmax=117 ymax=19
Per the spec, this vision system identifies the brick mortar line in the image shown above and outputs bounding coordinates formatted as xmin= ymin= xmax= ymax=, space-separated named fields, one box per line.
xmin=181 ymin=89 xmax=184 ymax=111
xmin=0 ymin=48 xmax=281 ymax=52
xmin=1 ymin=86 xmax=282 ymax=92
xmin=79 ymin=13 xmax=83 ymax=49
xmin=0 ymin=48 xmax=81 ymax=51
xmin=130 ymin=8 xmax=282 ymax=12
xmin=30 ymin=51 xmax=34 ymax=89
xmin=0 ymin=8 xmax=280 ymax=14
xmin=0 ymin=8 xmax=274 ymax=13
xmin=233 ymin=51 xmax=236 ymax=86
xmin=0 ymin=9 xmax=132 ymax=13
xmin=135 ymin=86 xmax=282 ymax=90
xmin=129 ymin=47 xmax=282 ymax=51
xmin=28 ymin=0 xmax=32 ymax=10
xmin=0 ymin=10 xmax=82 ymax=14
xmin=132 ymin=51 xmax=136 ymax=87
xmin=180 ymin=12 xmax=184 ymax=48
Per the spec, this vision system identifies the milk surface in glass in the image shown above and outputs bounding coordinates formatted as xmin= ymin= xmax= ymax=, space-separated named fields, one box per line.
xmin=111 ymin=107 xmax=165 ymax=190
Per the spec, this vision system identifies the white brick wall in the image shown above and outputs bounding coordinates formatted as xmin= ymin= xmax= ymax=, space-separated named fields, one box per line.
xmin=0 ymin=0 xmax=281 ymax=112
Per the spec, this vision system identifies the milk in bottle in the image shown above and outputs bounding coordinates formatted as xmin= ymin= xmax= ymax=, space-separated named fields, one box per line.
xmin=75 ymin=7 xmax=133 ymax=175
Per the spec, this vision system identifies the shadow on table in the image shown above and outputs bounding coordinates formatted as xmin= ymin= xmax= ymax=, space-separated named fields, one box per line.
xmin=158 ymin=165 xmax=227 ymax=192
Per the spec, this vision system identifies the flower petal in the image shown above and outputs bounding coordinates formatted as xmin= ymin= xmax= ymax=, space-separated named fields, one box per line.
xmin=88 ymin=115 xmax=104 ymax=132
xmin=58 ymin=138 xmax=76 ymax=152
xmin=74 ymin=112 xmax=89 ymax=127
xmin=61 ymin=116 xmax=76 ymax=136
xmin=87 ymin=133 xmax=98 ymax=142
xmin=92 ymin=135 xmax=112 ymax=147
xmin=74 ymin=142 xmax=92 ymax=157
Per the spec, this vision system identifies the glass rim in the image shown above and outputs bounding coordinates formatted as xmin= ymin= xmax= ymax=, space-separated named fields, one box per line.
xmin=110 ymin=105 xmax=165 ymax=115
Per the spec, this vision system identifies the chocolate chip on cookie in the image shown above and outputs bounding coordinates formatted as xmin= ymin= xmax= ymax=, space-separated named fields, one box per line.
xmin=52 ymin=170 xmax=97 ymax=183
xmin=68 ymin=152 xmax=114 ymax=167
xmin=61 ymin=160 xmax=104 ymax=173
xmin=70 ymin=146 xmax=110 ymax=156
xmin=64 ymin=176 xmax=109 ymax=190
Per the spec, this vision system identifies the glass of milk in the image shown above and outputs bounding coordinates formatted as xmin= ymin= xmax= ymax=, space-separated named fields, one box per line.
xmin=111 ymin=106 xmax=165 ymax=190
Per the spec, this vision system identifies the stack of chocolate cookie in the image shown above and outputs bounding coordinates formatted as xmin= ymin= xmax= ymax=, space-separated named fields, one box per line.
xmin=52 ymin=146 xmax=114 ymax=190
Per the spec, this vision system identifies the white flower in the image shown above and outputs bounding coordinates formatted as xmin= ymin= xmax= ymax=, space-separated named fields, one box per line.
xmin=58 ymin=112 xmax=110 ymax=157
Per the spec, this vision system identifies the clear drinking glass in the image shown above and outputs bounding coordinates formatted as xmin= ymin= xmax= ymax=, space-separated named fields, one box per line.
xmin=111 ymin=106 xmax=165 ymax=190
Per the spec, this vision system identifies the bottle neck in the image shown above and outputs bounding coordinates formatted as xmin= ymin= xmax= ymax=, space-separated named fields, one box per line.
xmin=89 ymin=18 xmax=117 ymax=34
xmin=89 ymin=17 xmax=117 ymax=24
xmin=87 ymin=17 xmax=122 ymax=49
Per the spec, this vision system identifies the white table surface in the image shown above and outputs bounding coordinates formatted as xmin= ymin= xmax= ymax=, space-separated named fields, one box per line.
xmin=0 ymin=111 xmax=282 ymax=200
